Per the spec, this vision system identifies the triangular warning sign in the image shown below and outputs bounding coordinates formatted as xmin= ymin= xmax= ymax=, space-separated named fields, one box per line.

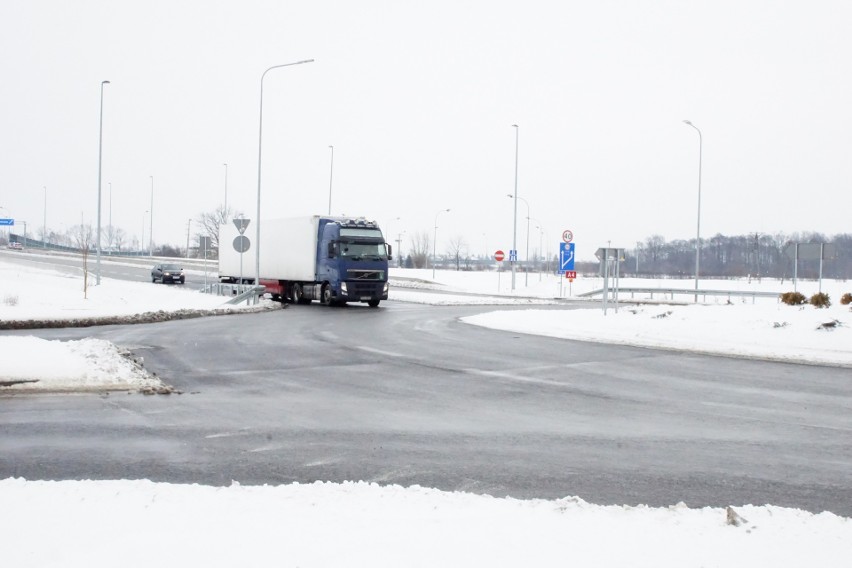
xmin=233 ymin=217 xmax=251 ymax=235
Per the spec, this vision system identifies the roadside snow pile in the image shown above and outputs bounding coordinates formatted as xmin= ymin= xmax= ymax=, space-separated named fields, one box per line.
xmin=0 ymin=337 xmax=164 ymax=392
xmin=0 ymin=257 xmax=279 ymax=329
xmin=462 ymin=303 xmax=852 ymax=366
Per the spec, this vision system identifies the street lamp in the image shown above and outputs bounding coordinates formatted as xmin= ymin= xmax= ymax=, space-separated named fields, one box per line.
xmin=43 ymin=186 xmax=47 ymax=248
xmin=223 ymin=163 xmax=228 ymax=217
xmin=149 ymin=175 xmax=154 ymax=257
xmin=327 ymin=145 xmax=334 ymax=215
xmin=96 ymin=79 xmax=110 ymax=285
xmin=255 ymin=59 xmax=315 ymax=286
xmin=511 ymin=124 xmax=519 ymax=290
xmin=531 ymin=218 xmax=545 ymax=280
xmin=683 ymin=120 xmax=703 ymax=302
xmin=142 ymin=210 xmax=148 ymax=255
xmin=507 ymin=193 xmax=530 ymax=287
xmin=432 ymin=208 xmax=450 ymax=279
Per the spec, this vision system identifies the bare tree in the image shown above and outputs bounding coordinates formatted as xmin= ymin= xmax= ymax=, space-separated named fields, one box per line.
xmin=408 ymin=231 xmax=431 ymax=269
xmin=70 ymin=223 xmax=94 ymax=298
xmin=114 ymin=227 xmax=127 ymax=252
xmin=446 ymin=235 xmax=468 ymax=270
xmin=104 ymin=224 xmax=116 ymax=250
xmin=196 ymin=205 xmax=239 ymax=259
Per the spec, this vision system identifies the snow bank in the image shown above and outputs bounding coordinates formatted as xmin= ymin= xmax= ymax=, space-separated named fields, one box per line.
xmin=1 ymin=478 xmax=849 ymax=568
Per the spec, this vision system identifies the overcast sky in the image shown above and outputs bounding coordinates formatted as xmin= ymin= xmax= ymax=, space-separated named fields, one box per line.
xmin=1 ymin=1 xmax=849 ymax=261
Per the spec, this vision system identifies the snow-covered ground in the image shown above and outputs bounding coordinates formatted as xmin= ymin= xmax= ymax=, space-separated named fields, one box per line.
xmin=2 ymin=255 xmax=851 ymax=567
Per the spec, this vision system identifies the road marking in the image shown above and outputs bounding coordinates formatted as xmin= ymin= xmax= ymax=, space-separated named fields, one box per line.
xmin=357 ymin=346 xmax=405 ymax=358
xmin=463 ymin=368 xmax=570 ymax=388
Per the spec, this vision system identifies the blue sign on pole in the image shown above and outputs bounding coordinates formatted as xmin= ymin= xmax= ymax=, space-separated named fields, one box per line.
xmin=509 ymin=249 xmax=518 ymax=262
xmin=0 ymin=218 xmax=14 ymax=226
xmin=559 ymin=242 xmax=575 ymax=273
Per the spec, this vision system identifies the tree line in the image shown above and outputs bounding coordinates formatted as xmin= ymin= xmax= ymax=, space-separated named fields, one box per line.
xmin=576 ymin=232 xmax=852 ymax=280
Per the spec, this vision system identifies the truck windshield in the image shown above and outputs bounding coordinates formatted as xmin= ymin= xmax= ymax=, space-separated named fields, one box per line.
xmin=339 ymin=242 xmax=387 ymax=260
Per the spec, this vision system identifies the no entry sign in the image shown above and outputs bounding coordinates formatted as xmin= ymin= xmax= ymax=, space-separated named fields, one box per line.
xmin=494 ymin=250 xmax=505 ymax=262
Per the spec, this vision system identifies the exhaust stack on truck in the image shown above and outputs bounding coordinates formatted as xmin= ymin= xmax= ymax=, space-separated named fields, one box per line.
xmin=219 ymin=215 xmax=391 ymax=307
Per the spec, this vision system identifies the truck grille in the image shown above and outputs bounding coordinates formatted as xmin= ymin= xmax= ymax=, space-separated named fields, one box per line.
xmin=347 ymin=269 xmax=385 ymax=281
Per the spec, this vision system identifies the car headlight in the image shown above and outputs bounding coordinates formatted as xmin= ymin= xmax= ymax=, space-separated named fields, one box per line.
xmin=341 ymin=283 xmax=348 ymax=294
xmin=383 ymin=282 xmax=389 ymax=294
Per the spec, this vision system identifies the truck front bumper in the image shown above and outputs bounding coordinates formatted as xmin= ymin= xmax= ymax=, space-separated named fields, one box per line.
xmin=339 ymin=281 xmax=389 ymax=302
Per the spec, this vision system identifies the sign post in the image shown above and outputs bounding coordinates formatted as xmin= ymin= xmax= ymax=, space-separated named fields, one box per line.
xmin=199 ymin=236 xmax=212 ymax=289
xmin=784 ymin=242 xmax=836 ymax=293
xmin=233 ymin=218 xmax=251 ymax=287
xmin=595 ymin=247 xmax=625 ymax=314
xmin=558 ymin=242 xmax=576 ymax=297
xmin=494 ymin=250 xmax=505 ymax=292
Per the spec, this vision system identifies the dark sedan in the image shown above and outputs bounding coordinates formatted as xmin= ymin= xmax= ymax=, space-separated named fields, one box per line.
xmin=151 ymin=263 xmax=185 ymax=284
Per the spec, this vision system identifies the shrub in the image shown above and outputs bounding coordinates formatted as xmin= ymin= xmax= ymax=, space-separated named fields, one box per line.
xmin=841 ymin=293 xmax=852 ymax=306
xmin=809 ymin=292 xmax=831 ymax=309
xmin=780 ymin=292 xmax=806 ymax=306
xmin=3 ymin=294 xmax=18 ymax=307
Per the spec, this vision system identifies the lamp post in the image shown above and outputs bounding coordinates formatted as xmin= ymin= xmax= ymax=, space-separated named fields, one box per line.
xmin=531 ymin=219 xmax=545 ymax=280
xmin=223 ymin=163 xmax=228 ymax=217
xmin=96 ymin=79 xmax=110 ymax=285
xmin=396 ymin=231 xmax=406 ymax=268
xmin=683 ymin=120 xmax=702 ymax=302
xmin=507 ymin=193 xmax=530 ymax=287
xmin=43 ymin=186 xmax=47 ymax=248
xmin=327 ymin=145 xmax=334 ymax=215
xmin=255 ymin=59 xmax=314 ymax=286
xmin=108 ymin=182 xmax=112 ymax=249
xmin=149 ymin=175 xmax=154 ymax=257
xmin=511 ymin=124 xmax=519 ymax=290
xmin=142 ymin=210 xmax=148 ymax=255
xmin=432 ymin=208 xmax=450 ymax=279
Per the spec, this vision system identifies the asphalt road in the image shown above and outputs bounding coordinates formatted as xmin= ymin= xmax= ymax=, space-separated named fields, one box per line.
xmin=2 ymin=294 xmax=851 ymax=516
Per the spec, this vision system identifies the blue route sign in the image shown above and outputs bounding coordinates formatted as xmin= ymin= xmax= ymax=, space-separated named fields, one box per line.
xmin=509 ymin=249 xmax=518 ymax=262
xmin=559 ymin=242 xmax=575 ymax=273
xmin=0 ymin=218 xmax=14 ymax=226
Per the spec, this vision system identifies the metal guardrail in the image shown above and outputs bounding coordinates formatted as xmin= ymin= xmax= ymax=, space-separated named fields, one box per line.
xmin=577 ymin=287 xmax=781 ymax=303
xmin=203 ymin=283 xmax=267 ymax=305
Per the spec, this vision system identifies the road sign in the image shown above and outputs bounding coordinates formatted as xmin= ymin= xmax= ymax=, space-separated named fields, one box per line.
xmin=233 ymin=217 xmax=251 ymax=235
xmin=559 ymin=242 xmax=575 ymax=272
xmin=562 ymin=229 xmax=573 ymax=243
xmin=509 ymin=249 xmax=517 ymax=262
xmin=233 ymin=235 xmax=250 ymax=253
xmin=494 ymin=250 xmax=505 ymax=262
xmin=0 ymin=218 xmax=14 ymax=226
xmin=784 ymin=242 xmax=836 ymax=261
xmin=564 ymin=270 xmax=577 ymax=279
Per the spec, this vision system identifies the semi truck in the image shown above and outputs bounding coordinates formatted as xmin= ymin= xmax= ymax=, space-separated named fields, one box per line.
xmin=219 ymin=215 xmax=391 ymax=307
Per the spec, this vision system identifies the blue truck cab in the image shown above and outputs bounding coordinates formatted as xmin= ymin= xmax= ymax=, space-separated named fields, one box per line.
xmin=313 ymin=217 xmax=391 ymax=307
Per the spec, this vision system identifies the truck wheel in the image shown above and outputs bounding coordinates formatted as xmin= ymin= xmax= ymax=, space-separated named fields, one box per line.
xmin=368 ymin=299 xmax=380 ymax=307
xmin=292 ymin=283 xmax=310 ymax=305
xmin=320 ymin=284 xmax=333 ymax=306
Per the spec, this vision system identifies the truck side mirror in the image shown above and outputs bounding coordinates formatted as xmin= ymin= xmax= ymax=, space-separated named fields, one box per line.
xmin=327 ymin=242 xmax=335 ymax=258
xmin=386 ymin=244 xmax=393 ymax=261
